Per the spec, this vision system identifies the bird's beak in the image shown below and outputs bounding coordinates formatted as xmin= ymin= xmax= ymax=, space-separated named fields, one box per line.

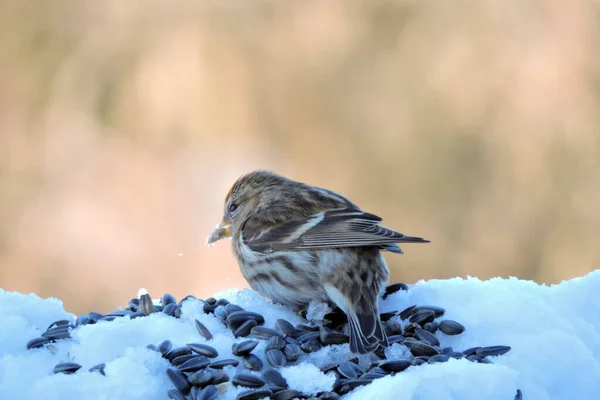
xmin=206 ymin=218 xmax=232 ymax=246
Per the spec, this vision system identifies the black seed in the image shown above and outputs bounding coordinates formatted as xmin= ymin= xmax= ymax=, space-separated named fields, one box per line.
xmin=273 ymin=389 xmax=303 ymax=400
xmin=428 ymin=354 xmax=450 ymax=363
xmin=166 ymin=346 xmax=193 ymax=361
xmin=438 ymin=320 xmax=465 ymax=335
xmin=368 ymin=366 xmax=388 ymax=375
xmin=266 ymin=336 xmax=286 ymax=350
xmin=187 ymin=343 xmax=219 ymax=358
xmin=383 ymin=282 xmax=409 ymax=299
xmin=233 ymin=340 xmax=260 ymax=357
xmin=42 ymin=325 xmax=71 ymax=340
xmin=403 ymin=339 xmax=439 ymax=357
xmin=88 ymin=312 xmax=104 ymax=323
xmin=265 ymin=349 xmax=286 ymax=368
xmin=167 ymin=389 xmax=187 ymax=400
xmin=205 ymin=297 xmax=217 ymax=305
xmin=216 ymin=298 xmax=230 ymax=306
xmin=300 ymin=338 xmax=322 ymax=353
xmin=234 ymin=320 xmax=259 ymax=338
xmin=360 ymin=372 xmax=385 ymax=380
xmin=194 ymin=319 xmax=213 ymax=341
xmin=275 ymin=319 xmax=296 ymax=337
xmin=225 ymin=303 xmax=245 ymax=314
xmin=283 ymin=343 xmax=301 ymax=362
xmin=172 ymin=354 xmax=197 ymax=366
xmin=515 ymin=389 xmax=523 ymax=400
xmin=476 ymin=345 xmax=511 ymax=358
xmin=53 ymin=361 xmax=81 ymax=375
xmin=398 ymin=305 xmax=416 ymax=320
xmin=188 ymin=368 xmax=229 ymax=387
xmin=423 ymin=322 xmax=438 ymax=333
xmin=76 ymin=314 xmax=91 ymax=326
xmin=159 ymin=340 xmax=173 ymax=356
xmin=402 ymin=322 xmax=420 ymax=336
xmin=409 ymin=310 xmax=435 ymax=325
xmin=296 ymin=331 xmax=320 ymax=343
xmin=320 ymin=327 xmax=349 ymax=345
xmin=449 ymin=351 xmax=464 ymax=359
xmin=385 ymin=321 xmax=402 ymax=336
xmin=440 ymin=347 xmax=453 ymax=355
xmin=251 ymin=326 xmax=284 ymax=340
xmin=411 ymin=306 xmax=445 ymax=318
xmin=162 ymin=293 xmax=177 ymax=306
xmin=236 ymin=389 xmax=273 ymax=400
xmin=26 ymin=337 xmax=50 ymax=350
xmin=232 ymin=373 xmax=266 ymax=388
xmin=167 ymin=368 xmax=191 ymax=393
xmin=415 ymin=328 xmax=440 ymax=347
xmin=416 ymin=355 xmax=430 ymax=362
xmin=209 ymin=358 xmax=240 ymax=369
xmin=387 ymin=335 xmax=404 ymax=345
xmin=345 ymin=379 xmax=372 ymax=389
xmin=462 ymin=347 xmax=481 ymax=357
xmin=178 ymin=355 xmax=211 ymax=372
xmin=47 ymin=319 xmax=71 ymax=331
xmin=87 ymin=363 xmax=105 ymax=375
xmin=261 ymin=368 xmax=288 ymax=388
xmin=197 ymin=385 xmax=220 ymax=400
xmin=214 ymin=306 xmax=230 ymax=321
xmin=106 ymin=309 xmax=134 ymax=317
xmin=337 ymin=362 xmax=362 ymax=379
xmin=379 ymin=311 xmax=397 ymax=322
xmin=411 ymin=358 xmax=426 ymax=366
xmin=296 ymin=323 xmax=319 ymax=332
xmin=227 ymin=311 xmax=265 ymax=331
xmin=139 ymin=294 xmax=156 ymax=315
xmin=319 ymin=392 xmax=340 ymax=399
xmin=379 ymin=359 xmax=411 ymax=373
xmin=243 ymin=354 xmax=263 ymax=371
xmin=162 ymin=303 xmax=178 ymax=317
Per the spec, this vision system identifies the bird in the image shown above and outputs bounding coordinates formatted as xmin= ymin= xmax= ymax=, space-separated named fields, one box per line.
xmin=206 ymin=170 xmax=429 ymax=354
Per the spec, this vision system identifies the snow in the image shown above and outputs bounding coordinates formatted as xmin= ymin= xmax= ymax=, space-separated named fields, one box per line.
xmin=1 ymin=270 xmax=599 ymax=400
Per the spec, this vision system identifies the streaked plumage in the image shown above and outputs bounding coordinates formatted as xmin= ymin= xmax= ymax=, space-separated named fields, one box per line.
xmin=207 ymin=170 xmax=429 ymax=354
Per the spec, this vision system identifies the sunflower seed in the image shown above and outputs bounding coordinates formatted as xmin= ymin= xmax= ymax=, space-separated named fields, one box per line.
xmin=411 ymin=306 xmax=445 ymax=318
xmin=360 ymin=372 xmax=386 ymax=380
xmin=428 ymin=354 xmax=450 ymax=363
xmin=172 ymin=354 xmax=197 ymax=366
xmin=283 ymin=343 xmax=301 ymax=362
xmin=189 ymin=369 xmax=229 ymax=387
xmin=236 ymin=389 xmax=273 ymax=400
xmin=423 ymin=322 xmax=438 ymax=333
xmin=515 ymin=389 xmax=523 ymax=400
xmin=265 ymin=349 xmax=286 ymax=368
xmin=387 ymin=335 xmax=404 ymax=345
xmin=188 ymin=343 xmax=219 ymax=358
xmin=42 ymin=325 xmax=71 ymax=340
xmin=234 ymin=320 xmax=258 ymax=338
xmin=88 ymin=312 xmax=104 ymax=323
xmin=75 ymin=314 xmax=91 ymax=326
xmin=194 ymin=319 xmax=213 ymax=341
xmin=438 ymin=320 xmax=465 ymax=335
xmin=159 ymin=340 xmax=173 ymax=356
xmin=227 ymin=311 xmax=265 ymax=331
xmin=167 ymin=389 xmax=187 ymax=400
xmin=399 ymin=305 xmax=416 ymax=320
xmin=232 ymin=373 xmax=266 ymax=388
xmin=449 ymin=351 xmax=464 ymax=359
xmin=300 ymin=338 xmax=322 ymax=353
xmin=210 ymin=358 xmax=240 ymax=369
xmin=166 ymin=368 xmax=191 ymax=393
xmin=105 ymin=309 xmax=134 ymax=318
xmin=466 ymin=355 xmax=483 ymax=363
xmin=251 ymin=326 xmax=284 ymax=340
xmin=319 ymin=392 xmax=340 ymax=399
xmin=178 ymin=356 xmax=211 ymax=372
xmin=379 ymin=311 xmax=397 ymax=322
xmin=275 ymin=319 xmax=296 ymax=337
xmin=337 ymin=362 xmax=362 ymax=379
xmin=320 ymin=328 xmax=349 ymax=345
xmin=296 ymin=331 xmax=321 ymax=343
xmin=415 ymin=327 xmax=440 ymax=347
xmin=162 ymin=303 xmax=178 ymax=317
xmin=161 ymin=293 xmax=177 ymax=306
xmin=26 ymin=337 xmax=50 ymax=350
xmin=225 ymin=303 xmax=245 ymax=313
xmin=233 ymin=340 xmax=260 ymax=357
xmin=99 ymin=316 xmax=116 ymax=323
xmin=379 ymin=359 xmax=411 ymax=373
xmin=409 ymin=310 xmax=435 ymax=325
xmin=52 ymin=361 xmax=81 ymax=375
xmin=382 ymin=282 xmax=409 ymax=299
xmin=214 ymin=306 xmax=230 ymax=321
xmin=166 ymin=346 xmax=193 ymax=361
xmin=47 ymin=319 xmax=71 ymax=331
xmin=265 ymin=336 xmax=286 ymax=351
xmin=147 ymin=344 xmax=159 ymax=352
xmin=196 ymin=385 xmax=220 ymax=400
xmin=261 ymin=368 xmax=288 ymax=388
xmin=243 ymin=354 xmax=263 ymax=371
xmin=462 ymin=346 xmax=481 ymax=357
xmin=273 ymin=389 xmax=303 ymax=400
xmin=343 ymin=379 xmax=371 ymax=390
xmin=476 ymin=345 xmax=511 ymax=358
xmin=384 ymin=321 xmax=402 ymax=336
xmin=128 ymin=298 xmax=140 ymax=309
xmin=403 ymin=339 xmax=439 ymax=357
xmin=139 ymin=294 xmax=156 ymax=315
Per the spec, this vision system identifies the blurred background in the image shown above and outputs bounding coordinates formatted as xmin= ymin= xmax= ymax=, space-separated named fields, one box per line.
xmin=1 ymin=0 xmax=599 ymax=314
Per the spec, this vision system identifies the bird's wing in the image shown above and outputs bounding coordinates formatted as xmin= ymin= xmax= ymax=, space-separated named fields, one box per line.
xmin=241 ymin=208 xmax=429 ymax=253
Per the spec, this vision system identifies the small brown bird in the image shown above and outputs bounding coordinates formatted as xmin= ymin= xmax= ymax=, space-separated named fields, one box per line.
xmin=207 ymin=170 xmax=429 ymax=354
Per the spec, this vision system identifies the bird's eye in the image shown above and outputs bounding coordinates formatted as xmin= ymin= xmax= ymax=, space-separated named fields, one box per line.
xmin=229 ymin=203 xmax=238 ymax=213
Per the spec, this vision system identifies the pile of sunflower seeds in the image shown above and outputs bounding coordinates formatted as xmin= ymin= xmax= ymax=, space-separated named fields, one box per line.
xmin=25 ymin=283 xmax=521 ymax=400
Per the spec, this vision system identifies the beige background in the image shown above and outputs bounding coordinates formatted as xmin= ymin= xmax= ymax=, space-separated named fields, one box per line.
xmin=1 ymin=0 xmax=599 ymax=314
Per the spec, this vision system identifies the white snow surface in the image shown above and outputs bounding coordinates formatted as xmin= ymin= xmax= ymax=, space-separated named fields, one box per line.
xmin=1 ymin=271 xmax=599 ymax=400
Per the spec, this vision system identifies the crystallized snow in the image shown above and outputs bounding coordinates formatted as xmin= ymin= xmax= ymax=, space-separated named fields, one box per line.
xmin=1 ymin=270 xmax=599 ymax=400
